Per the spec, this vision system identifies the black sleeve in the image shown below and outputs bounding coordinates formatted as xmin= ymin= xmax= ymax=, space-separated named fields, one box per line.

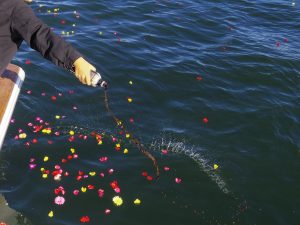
xmin=11 ymin=0 xmax=82 ymax=71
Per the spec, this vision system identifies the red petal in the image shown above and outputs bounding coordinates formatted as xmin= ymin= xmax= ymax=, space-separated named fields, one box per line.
xmin=142 ymin=172 xmax=148 ymax=177
xmin=147 ymin=176 xmax=153 ymax=181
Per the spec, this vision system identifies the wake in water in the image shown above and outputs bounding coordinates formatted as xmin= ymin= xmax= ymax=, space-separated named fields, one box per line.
xmin=54 ymin=125 xmax=230 ymax=195
xmin=150 ymin=135 xmax=230 ymax=195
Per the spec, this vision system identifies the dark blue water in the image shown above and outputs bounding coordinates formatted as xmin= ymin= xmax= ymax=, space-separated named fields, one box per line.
xmin=1 ymin=0 xmax=300 ymax=224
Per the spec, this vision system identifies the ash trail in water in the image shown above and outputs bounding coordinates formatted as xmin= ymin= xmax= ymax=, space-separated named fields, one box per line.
xmin=150 ymin=136 xmax=230 ymax=195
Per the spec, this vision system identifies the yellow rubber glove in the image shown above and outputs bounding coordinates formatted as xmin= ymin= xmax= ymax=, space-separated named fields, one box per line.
xmin=73 ymin=57 xmax=96 ymax=86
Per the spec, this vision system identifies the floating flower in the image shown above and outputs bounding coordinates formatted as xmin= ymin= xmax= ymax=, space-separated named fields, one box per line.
xmin=73 ymin=190 xmax=79 ymax=196
xmin=142 ymin=172 xmax=148 ymax=177
xmin=54 ymin=186 xmax=65 ymax=195
xmin=161 ymin=149 xmax=168 ymax=154
xmin=89 ymin=172 xmax=96 ymax=176
xmin=123 ymin=149 xmax=129 ymax=154
xmin=114 ymin=188 xmax=121 ymax=193
xmin=54 ymin=196 xmax=65 ymax=205
xmin=19 ymin=133 xmax=27 ymax=139
xmin=104 ymin=209 xmax=111 ymax=215
xmin=147 ymin=176 xmax=153 ymax=181
xmin=203 ymin=117 xmax=209 ymax=123
xmin=134 ymin=199 xmax=141 ymax=205
xmin=112 ymin=196 xmax=123 ymax=206
xmin=87 ymin=185 xmax=95 ymax=190
xmin=213 ymin=164 xmax=219 ymax=170
xmin=99 ymin=157 xmax=108 ymax=162
xmin=98 ymin=189 xmax=104 ymax=198
xmin=110 ymin=181 xmax=119 ymax=190
xmin=81 ymin=187 xmax=87 ymax=193
xmin=44 ymin=156 xmax=49 ymax=162
xmin=164 ymin=166 xmax=170 ymax=171
xmin=42 ymin=174 xmax=48 ymax=179
xmin=29 ymin=164 xmax=36 ymax=170
xmin=80 ymin=216 xmax=90 ymax=223
xmin=69 ymin=130 xmax=75 ymax=135
xmin=127 ymin=97 xmax=133 ymax=103
xmin=48 ymin=211 xmax=54 ymax=218
xmin=175 ymin=178 xmax=182 ymax=184
xmin=54 ymin=174 xmax=61 ymax=181
xmin=196 ymin=76 xmax=202 ymax=81
xmin=55 ymin=165 xmax=60 ymax=170
xmin=129 ymin=80 xmax=133 ymax=85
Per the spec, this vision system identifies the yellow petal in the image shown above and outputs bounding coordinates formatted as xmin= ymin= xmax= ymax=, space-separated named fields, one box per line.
xmin=89 ymin=172 xmax=96 ymax=176
xmin=48 ymin=211 xmax=54 ymax=218
xmin=112 ymin=196 xmax=123 ymax=206
xmin=19 ymin=133 xmax=27 ymax=139
xmin=213 ymin=164 xmax=219 ymax=170
xmin=134 ymin=199 xmax=141 ymax=205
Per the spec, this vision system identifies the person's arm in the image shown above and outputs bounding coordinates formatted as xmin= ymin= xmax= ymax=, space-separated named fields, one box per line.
xmin=11 ymin=0 xmax=95 ymax=85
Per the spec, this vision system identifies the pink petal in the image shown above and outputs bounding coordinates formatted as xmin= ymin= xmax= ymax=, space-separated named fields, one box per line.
xmin=175 ymin=178 xmax=182 ymax=184
xmin=54 ymin=196 xmax=65 ymax=205
xmin=114 ymin=188 xmax=121 ymax=193
xmin=29 ymin=164 xmax=36 ymax=170
xmin=161 ymin=149 xmax=168 ymax=154
xmin=98 ymin=189 xmax=104 ymax=198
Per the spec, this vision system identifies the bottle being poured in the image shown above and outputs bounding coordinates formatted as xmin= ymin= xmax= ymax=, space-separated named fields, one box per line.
xmin=90 ymin=70 xmax=108 ymax=89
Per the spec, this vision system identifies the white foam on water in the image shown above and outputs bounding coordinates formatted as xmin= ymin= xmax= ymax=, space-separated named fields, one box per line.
xmin=150 ymin=136 xmax=230 ymax=195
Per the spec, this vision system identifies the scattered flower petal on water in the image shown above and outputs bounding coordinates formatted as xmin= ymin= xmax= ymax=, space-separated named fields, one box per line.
xmin=54 ymin=196 xmax=65 ymax=205
xmin=112 ymin=196 xmax=123 ymax=206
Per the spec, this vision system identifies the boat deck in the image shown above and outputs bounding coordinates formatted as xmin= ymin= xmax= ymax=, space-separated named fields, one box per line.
xmin=0 ymin=64 xmax=25 ymax=148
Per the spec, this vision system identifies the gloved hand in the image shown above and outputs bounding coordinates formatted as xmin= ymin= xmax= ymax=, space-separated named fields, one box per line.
xmin=73 ymin=57 xmax=96 ymax=86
